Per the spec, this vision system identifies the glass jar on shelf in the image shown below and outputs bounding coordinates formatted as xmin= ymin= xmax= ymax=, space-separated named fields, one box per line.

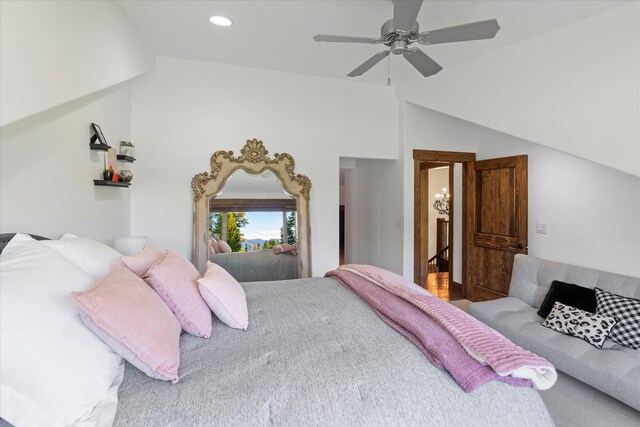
xmin=118 ymin=170 xmax=133 ymax=183
xmin=118 ymin=141 xmax=135 ymax=159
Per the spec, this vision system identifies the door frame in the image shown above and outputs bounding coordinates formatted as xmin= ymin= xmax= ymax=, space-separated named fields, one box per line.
xmin=413 ymin=150 xmax=476 ymax=297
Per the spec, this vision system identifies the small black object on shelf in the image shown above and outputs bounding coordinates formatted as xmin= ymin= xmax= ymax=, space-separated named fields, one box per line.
xmin=116 ymin=154 xmax=136 ymax=163
xmin=89 ymin=123 xmax=111 ymax=151
xmin=94 ymin=180 xmax=131 ymax=188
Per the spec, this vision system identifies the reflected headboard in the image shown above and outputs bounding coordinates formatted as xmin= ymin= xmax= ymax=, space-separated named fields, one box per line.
xmin=0 ymin=233 xmax=50 ymax=254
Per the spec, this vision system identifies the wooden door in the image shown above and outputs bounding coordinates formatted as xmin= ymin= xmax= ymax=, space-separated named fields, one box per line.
xmin=465 ymin=155 xmax=528 ymax=301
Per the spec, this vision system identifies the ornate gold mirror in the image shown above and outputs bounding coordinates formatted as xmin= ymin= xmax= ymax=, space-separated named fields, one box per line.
xmin=192 ymin=139 xmax=311 ymax=278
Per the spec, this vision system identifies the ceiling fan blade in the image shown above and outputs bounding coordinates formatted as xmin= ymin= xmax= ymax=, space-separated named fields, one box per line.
xmin=313 ymin=34 xmax=381 ymax=44
xmin=418 ymin=19 xmax=500 ymax=45
xmin=347 ymin=50 xmax=390 ymax=77
xmin=403 ymin=48 xmax=442 ymax=77
xmin=393 ymin=0 xmax=423 ymax=34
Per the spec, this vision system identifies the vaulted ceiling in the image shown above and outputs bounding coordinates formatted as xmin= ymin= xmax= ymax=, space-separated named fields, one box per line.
xmin=118 ymin=1 xmax=638 ymax=176
xmin=118 ymin=0 xmax=624 ymax=86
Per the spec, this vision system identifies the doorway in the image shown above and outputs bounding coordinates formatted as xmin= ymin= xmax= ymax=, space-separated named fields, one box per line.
xmin=425 ymin=164 xmax=456 ymax=300
xmin=414 ymin=150 xmax=475 ymax=301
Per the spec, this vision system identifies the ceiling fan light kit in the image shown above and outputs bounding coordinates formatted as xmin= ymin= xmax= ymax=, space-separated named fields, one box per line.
xmin=313 ymin=0 xmax=500 ymax=80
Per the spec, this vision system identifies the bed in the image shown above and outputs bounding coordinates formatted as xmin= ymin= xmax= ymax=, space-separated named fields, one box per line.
xmin=0 ymin=234 xmax=554 ymax=426
xmin=209 ymin=249 xmax=298 ymax=282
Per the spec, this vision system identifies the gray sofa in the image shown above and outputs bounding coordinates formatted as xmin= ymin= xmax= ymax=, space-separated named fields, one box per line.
xmin=469 ymin=254 xmax=640 ymax=415
xmin=210 ymin=250 xmax=298 ymax=282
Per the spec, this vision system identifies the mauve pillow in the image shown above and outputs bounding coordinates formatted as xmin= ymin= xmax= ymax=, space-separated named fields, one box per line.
xmin=121 ymin=246 xmax=165 ymax=277
xmin=210 ymin=239 xmax=220 ymax=254
xmin=198 ymin=262 xmax=248 ymax=330
xmin=72 ymin=263 xmax=182 ymax=383
xmin=145 ymin=250 xmax=212 ymax=338
xmin=537 ymin=280 xmax=597 ymax=319
xmin=218 ymin=240 xmax=232 ymax=253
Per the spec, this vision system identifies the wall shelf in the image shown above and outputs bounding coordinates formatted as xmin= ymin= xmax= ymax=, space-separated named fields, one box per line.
xmin=89 ymin=143 xmax=111 ymax=151
xmin=116 ymin=154 xmax=136 ymax=163
xmin=89 ymin=124 xmax=135 ymax=187
xmin=94 ymin=180 xmax=131 ymax=188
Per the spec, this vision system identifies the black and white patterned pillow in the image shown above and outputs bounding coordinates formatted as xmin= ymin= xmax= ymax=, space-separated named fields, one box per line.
xmin=541 ymin=302 xmax=619 ymax=349
xmin=595 ymin=288 xmax=640 ymax=350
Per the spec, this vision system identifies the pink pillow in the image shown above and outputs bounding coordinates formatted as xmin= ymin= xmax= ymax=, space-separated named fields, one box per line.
xmin=218 ymin=240 xmax=232 ymax=253
xmin=121 ymin=246 xmax=165 ymax=277
xmin=197 ymin=262 xmax=249 ymax=330
xmin=71 ymin=264 xmax=181 ymax=383
xmin=146 ymin=250 xmax=212 ymax=338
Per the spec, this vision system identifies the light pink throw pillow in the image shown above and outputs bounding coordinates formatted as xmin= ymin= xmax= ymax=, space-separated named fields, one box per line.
xmin=121 ymin=246 xmax=165 ymax=277
xmin=218 ymin=240 xmax=232 ymax=253
xmin=197 ymin=262 xmax=249 ymax=330
xmin=72 ymin=264 xmax=181 ymax=383
xmin=145 ymin=251 xmax=212 ymax=338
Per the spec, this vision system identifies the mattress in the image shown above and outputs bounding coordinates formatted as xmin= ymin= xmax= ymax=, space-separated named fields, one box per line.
xmin=113 ymin=277 xmax=553 ymax=426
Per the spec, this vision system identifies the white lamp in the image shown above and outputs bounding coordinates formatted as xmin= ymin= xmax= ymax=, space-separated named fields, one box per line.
xmin=114 ymin=236 xmax=148 ymax=255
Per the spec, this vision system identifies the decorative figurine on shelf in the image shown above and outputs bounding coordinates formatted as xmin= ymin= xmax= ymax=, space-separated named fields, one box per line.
xmin=112 ymin=171 xmax=119 ymax=182
xmin=103 ymin=166 xmax=114 ymax=181
xmin=118 ymin=141 xmax=136 ymax=161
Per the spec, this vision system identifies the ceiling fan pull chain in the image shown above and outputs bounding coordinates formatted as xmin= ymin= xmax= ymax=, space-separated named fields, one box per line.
xmin=387 ymin=50 xmax=392 ymax=86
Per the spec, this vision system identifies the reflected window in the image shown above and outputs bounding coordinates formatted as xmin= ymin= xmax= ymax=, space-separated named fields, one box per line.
xmin=209 ymin=209 xmax=296 ymax=252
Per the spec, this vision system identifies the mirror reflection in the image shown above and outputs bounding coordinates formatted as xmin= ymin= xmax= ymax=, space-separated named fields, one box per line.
xmin=208 ymin=169 xmax=299 ymax=281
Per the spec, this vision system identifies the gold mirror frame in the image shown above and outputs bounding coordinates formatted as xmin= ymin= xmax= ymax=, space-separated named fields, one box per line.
xmin=192 ymin=139 xmax=312 ymax=276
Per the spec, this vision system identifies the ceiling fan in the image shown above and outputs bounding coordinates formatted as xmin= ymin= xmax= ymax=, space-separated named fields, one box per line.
xmin=313 ymin=0 xmax=500 ymax=79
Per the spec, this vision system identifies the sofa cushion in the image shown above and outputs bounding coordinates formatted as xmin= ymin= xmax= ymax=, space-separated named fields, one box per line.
xmin=470 ymin=298 xmax=640 ymax=412
xmin=508 ymin=255 xmax=640 ymax=310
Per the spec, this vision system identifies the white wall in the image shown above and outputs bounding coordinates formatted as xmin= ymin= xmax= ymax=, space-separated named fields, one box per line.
xmin=216 ymin=170 xmax=291 ymax=200
xmin=402 ymin=102 xmax=640 ymax=279
xmin=348 ymin=158 xmax=404 ymax=274
xmin=0 ymin=0 xmax=155 ymax=127
xmin=130 ymin=57 xmax=397 ymax=276
xmin=0 ymin=83 xmax=133 ymax=244
xmin=397 ymin=3 xmax=640 ymax=177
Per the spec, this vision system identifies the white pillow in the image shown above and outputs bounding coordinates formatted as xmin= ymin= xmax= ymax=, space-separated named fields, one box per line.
xmin=1 ymin=233 xmax=36 ymax=257
xmin=0 ymin=241 xmax=124 ymax=427
xmin=42 ymin=235 xmax=122 ymax=279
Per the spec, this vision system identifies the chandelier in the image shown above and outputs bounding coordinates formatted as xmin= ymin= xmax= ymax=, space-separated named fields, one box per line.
xmin=433 ymin=188 xmax=450 ymax=216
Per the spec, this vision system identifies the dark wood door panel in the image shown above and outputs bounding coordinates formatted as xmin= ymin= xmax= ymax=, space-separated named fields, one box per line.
xmin=477 ymin=168 xmax=516 ymax=236
xmin=472 ymin=233 xmax=518 ymax=252
xmin=474 ymin=247 xmax=514 ymax=295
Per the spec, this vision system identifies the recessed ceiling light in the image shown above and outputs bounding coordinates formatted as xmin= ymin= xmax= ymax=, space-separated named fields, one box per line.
xmin=209 ymin=16 xmax=232 ymax=27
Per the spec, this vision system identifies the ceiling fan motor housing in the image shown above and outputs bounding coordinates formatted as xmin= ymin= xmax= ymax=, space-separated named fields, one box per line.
xmin=382 ymin=19 xmax=419 ymax=54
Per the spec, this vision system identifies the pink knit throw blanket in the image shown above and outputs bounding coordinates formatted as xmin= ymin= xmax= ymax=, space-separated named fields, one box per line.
xmin=328 ymin=265 xmax=557 ymax=391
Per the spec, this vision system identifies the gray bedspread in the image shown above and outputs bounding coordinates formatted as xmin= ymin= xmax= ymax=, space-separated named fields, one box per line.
xmin=209 ymin=250 xmax=298 ymax=282
xmin=113 ymin=278 xmax=553 ymax=427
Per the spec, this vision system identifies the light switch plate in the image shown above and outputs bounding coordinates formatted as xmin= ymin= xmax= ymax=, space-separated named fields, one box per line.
xmin=536 ymin=223 xmax=547 ymax=234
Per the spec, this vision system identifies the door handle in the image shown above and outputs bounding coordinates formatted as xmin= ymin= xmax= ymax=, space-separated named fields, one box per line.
xmin=516 ymin=243 xmax=525 ymax=250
